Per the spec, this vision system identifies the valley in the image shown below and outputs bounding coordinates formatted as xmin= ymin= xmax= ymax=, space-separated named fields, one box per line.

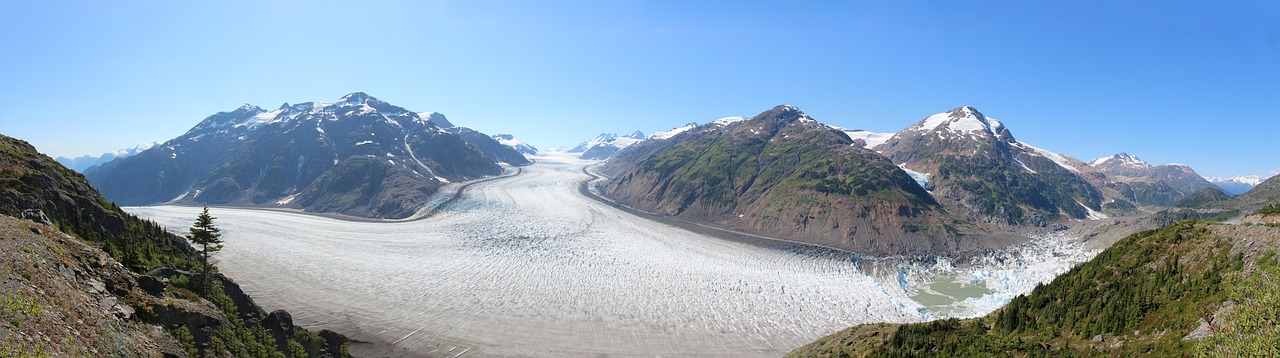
xmin=128 ymin=153 xmax=1096 ymax=357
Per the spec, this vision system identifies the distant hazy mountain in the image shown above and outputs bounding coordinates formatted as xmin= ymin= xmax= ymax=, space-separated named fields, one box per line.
xmin=876 ymin=106 xmax=1105 ymax=227
xmin=1086 ymin=152 xmax=1215 ymax=206
xmin=600 ymin=105 xmax=1012 ymax=256
xmin=55 ymin=143 xmax=157 ymax=172
xmin=86 ymin=92 xmax=521 ymax=219
xmin=1205 ymin=175 xmax=1266 ymax=195
xmin=570 ymin=131 xmax=645 ymax=159
xmin=492 ymin=134 xmax=539 ymax=155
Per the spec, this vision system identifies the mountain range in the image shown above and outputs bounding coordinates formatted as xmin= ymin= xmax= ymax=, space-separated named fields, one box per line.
xmin=570 ymin=131 xmax=645 ymax=159
xmin=599 ymin=105 xmax=1020 ymax=256
xmin=1205 ymin=175 xmax=1267 ymax=195
xmin=85 ymin=93 xmax=528 ymax=219
xmin=596 ymin=104 xmax=1272 ymax=256
xmin=55 ymin=142 xmax=156 ymax=172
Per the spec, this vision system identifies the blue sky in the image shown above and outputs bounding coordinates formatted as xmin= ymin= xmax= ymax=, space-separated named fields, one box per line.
xmin=1 ymin=1 xmax=1276 ymax=178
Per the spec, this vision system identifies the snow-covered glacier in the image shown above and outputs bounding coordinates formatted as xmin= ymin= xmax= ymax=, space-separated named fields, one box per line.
xmin=127 ymin=153 xmax=1095 ymax=356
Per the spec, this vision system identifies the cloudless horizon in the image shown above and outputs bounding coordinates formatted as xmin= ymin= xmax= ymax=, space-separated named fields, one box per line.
xmin=1 ymin=1 xmax=1276 ymax=178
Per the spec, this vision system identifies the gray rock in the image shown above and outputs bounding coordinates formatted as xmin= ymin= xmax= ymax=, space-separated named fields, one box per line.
xmin=21 ymin=209 xmax=51 ymax=226
xmin=138 ymin=275 xmax=167 ymax=295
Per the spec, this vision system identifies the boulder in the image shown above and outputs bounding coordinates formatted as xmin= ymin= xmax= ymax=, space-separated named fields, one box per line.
xmin=21 ymin=208 xmax=51 ymax=226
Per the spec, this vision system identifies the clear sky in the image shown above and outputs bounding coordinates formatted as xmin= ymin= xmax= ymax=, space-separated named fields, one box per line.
xmin=1 ymin=1 xmax=1276 ymax=178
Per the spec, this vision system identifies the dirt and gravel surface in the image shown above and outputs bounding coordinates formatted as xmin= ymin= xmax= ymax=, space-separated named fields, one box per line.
xmin=0 ymin=215 xmax=183 ymax=357
xmin=128 ymin=153 xmax=923 ymax=357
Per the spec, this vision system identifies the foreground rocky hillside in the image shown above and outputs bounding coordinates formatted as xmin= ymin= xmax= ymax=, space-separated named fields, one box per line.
xmin=86 ymin=93 xmax=525 ymax=219
xmin=789 ymin=220 xmax=1280 ymax=357
xmin=1 ymin=134 xmax=349 ymax=357
xmin=600 ymin=105 xmax=1017 ymax=256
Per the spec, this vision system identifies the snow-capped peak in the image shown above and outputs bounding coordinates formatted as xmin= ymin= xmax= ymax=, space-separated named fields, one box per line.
xmin=108 ymin=142 xmax=157 ymax=156
xmin=339 ymin=91 xmax=376 ymax=104
xmin=915 ymin=106 xmax=1010 ymax=141
xmin=1087 ymin=152 xmax=1150 ymax=169
xmin=492 ymin=133 xmax=539 ymax=155
xmin=419 ymin=112 xmax=452 ymax=128
xmin=649 ymin=123 xmax=697 ymax=140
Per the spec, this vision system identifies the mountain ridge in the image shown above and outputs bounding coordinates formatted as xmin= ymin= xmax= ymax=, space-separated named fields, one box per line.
xmin=85 ymin=93 xmax=524 ymax=219
xmin=599 ymin=105 xmax=1018 ymax=256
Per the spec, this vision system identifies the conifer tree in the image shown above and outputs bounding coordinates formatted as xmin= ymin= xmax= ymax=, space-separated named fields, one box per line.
xmin=187 ymin=206 xmax=223 ymax=295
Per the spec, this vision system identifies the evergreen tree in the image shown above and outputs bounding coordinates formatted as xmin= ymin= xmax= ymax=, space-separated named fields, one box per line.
xmin=187 ymin=206 xmax=223 ymax=295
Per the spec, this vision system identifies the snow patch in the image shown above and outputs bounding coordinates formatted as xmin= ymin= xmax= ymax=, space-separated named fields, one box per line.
xmin=276 ymin=194 xmax=299 ymax=206
xmin=833 ymin=126 xmax=893 ymax=148
xmin=648 ymin=123 xmax=697 ymax=140
xmin=711 ymin=116 xmax=747 ymax=126
xmin=1019 ymin=143 xmax=1079 ymax=172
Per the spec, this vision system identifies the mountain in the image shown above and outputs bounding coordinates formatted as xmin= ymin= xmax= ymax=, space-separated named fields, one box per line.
xmin=790 ymin=220 xmax=1280 ymax=357
xmin=876 ymin=106 xmax=1107 ymax=227
xmin=1174 ymin=186 xmax=1232 ymax=208
xmin=599 ymin=105 xmax=1015 ymax=256
xmin=443 ymin=127 xmax=531 ymax=166
xmin=85 ymin=92 xmax=518 ymax=219
xmin=492 ymin=133 xmax=539 ymax=155
xmin=570 ymin=131 xmax=645 ymax=159
xmin=1087 ymin=152 xmax=1215 ymax=206
xmin=1206 ymin=175 xmax=1267 ymax=195
xmin=0 ymin=133 xmax=350 ymax=357
xmin=1220 ymin=174 xmax=1280 ymax=213
xmin=425 ymin=113 xmax=531 ymax=165
xmin=55 ymin=142 xmax=157 ymax=172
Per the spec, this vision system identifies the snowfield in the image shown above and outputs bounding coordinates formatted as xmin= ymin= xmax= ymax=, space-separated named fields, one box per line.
xmin=129 ymin=154 xmax=928 ymax=357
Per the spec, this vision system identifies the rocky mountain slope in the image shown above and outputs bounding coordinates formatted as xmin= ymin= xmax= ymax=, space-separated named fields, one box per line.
xmin=1 ymin=133 xmax=349 ymax=357
xmin=55 ymin=142 xmax=156 ymax=173
xmin=790 ymin=220 xmax=1280 ymax=357
xmin=599 ymin=105 xmax=1016 ymax=256
xmin=430 ymin=117 xmax=531 ymax=166
xmin=876 ymin=106 xmax=1106 ymax=227
xmin=570 ymin=131 xmax=645 ymax=159
xmin=85 ymin=93 xmax=523 ymax=219
xmin=1088 ymin=152 xmax=1216 ymax=206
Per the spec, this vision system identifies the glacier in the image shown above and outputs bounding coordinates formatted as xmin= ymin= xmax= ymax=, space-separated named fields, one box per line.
xmin=127 ymin=152 xmax=1095 ymax=356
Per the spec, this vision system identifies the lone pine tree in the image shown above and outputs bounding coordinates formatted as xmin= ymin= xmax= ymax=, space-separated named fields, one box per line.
xmin=187 ymin=206 xmax=223 ymax=295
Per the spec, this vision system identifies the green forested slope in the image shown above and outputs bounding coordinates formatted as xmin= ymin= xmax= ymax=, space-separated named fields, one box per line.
xmin=790 ymin=220 xmax=1280 ymax=357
